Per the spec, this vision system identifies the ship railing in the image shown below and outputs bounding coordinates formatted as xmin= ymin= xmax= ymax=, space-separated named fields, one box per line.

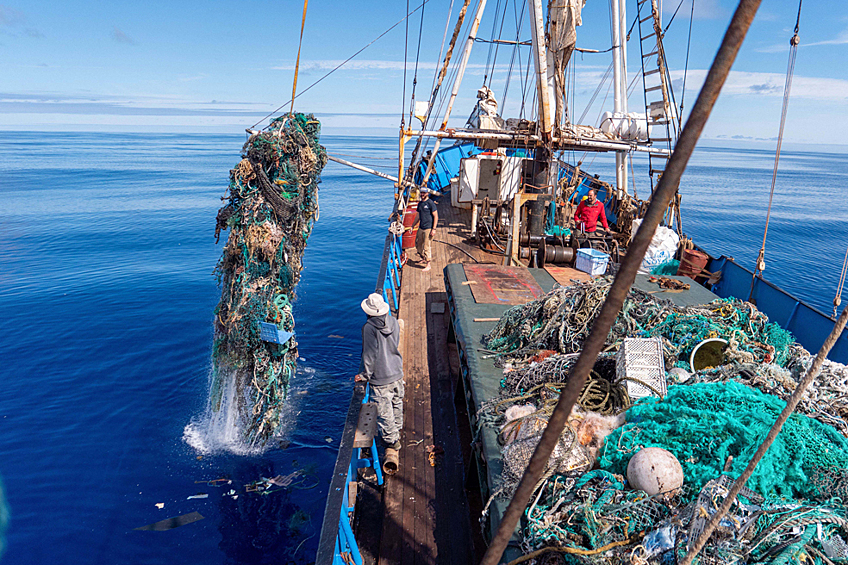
xmin=316 ymin=184 xmax=411 ymax=565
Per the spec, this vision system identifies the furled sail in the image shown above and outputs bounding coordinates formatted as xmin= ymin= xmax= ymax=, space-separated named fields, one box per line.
xmin=548 ymin=0 xmax=587 ymax=126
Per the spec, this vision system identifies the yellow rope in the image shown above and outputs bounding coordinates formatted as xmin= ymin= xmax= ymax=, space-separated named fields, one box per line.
xmin=290 ymin=0 xmax=310 ymax=116
xmin=506 ymin=535 xmax=643 ymax=564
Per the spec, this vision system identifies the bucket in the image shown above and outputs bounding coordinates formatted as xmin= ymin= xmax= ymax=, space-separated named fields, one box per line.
xmin=401 ymin=205 xmax=418 ymax=249
xmin=677 ymin=249 xmax=708 ymax=280
xmin=689 ymin=338 xmax=728 ymax=372
xmin=383 ymin=447 xmax=399 ymax=475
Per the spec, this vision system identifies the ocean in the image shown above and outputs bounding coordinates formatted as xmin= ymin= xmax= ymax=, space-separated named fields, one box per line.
xmin=0 ymin=131 xmax=846 ymax=564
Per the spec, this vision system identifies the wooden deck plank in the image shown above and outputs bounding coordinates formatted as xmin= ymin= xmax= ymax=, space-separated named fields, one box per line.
xmin=377 ymin=197 xmax=485 ymax=564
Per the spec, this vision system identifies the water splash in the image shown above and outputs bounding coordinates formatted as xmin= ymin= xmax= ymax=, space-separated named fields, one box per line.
xmin=184 ymin=365 xmax=302 ymax=456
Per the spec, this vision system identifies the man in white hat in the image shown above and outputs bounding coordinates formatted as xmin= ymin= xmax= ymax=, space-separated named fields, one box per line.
xmin=355 ymin=293 xmax=404 ymax=451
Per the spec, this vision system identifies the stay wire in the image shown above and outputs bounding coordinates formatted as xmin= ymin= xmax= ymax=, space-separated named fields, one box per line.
xmin=501 ymin=0 xmax=526 ymax=111
xmin=749 ymin=2 xmax=802 ymax=300
xmin=402 ymin=0 xmax=410 ymax=128
xmin=485 ymin=0 xmax=511 ymax=88
xmin=408 ymin=0 xmax=426 ymax=121
xmin=835 ymin=245 xmax=848 ymax=318
xmin=680 ymin=0 xmax=696 ymax=116
xmin=251 ymin=0 xmax=432 ymax=130
xmin=663 ymin=0 xmax=687 ymax=34
xmin=482 ymin=0 xmax=503 ymax=85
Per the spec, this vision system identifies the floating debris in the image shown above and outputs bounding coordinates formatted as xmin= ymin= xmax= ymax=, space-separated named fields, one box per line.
xmin=134 ymin=511 xmax=204 ymax=532
xmin=211 ymin=113 xmax=327 ymax=446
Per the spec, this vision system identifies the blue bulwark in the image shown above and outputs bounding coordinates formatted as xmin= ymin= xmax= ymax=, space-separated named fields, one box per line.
xmin=708 ymin=256 xmax=848 ymax=363
xmin=259 ymin=322 xmax=294 ymax=344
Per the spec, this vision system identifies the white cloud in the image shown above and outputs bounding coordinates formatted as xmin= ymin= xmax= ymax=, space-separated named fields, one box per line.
xmin=757 ymin=26 xmax=848 ymax=53
xmin=669 ymin=69 xmax=848 ymax=101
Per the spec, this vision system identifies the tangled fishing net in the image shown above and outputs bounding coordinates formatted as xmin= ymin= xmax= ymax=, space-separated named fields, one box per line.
xmin=599 ymin=381 xmax=848 ymax=500
xmin=485 ymin=278 xmax=794 ymax=368
xmin=212 ymin=113 xmax=327 ymax=446
xmin=475 ymin=279 xmax=848 ymax=564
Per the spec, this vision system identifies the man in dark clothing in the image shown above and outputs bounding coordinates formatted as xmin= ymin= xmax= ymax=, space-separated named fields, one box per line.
xmin=355 ymin=293 xmax=404 ymax=450
xmin=413 ymin=188 xmax=439 ymax=272
xmin=574 ymin=188 xmax=609 ymax=233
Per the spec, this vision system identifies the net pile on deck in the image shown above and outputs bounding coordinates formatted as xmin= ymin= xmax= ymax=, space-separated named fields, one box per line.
xmin=212 ymin=113 xmax=326 ymax=446
xmin=484 ymin=277 xmax=794 ymax=369
xmin=476 ymin=279 xmax=848 ymax=564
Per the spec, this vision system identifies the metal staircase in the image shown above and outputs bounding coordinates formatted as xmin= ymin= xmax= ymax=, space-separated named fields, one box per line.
xmin=637 ymin=0 xmax=680 ymax=194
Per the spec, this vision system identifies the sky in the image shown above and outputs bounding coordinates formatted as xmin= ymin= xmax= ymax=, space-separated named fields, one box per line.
xmin=1 ymin=0 xmax=847 ymax=144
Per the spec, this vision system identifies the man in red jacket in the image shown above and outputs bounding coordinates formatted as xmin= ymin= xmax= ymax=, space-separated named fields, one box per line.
xmin=574 ymin=188 xmax=609 ymax=233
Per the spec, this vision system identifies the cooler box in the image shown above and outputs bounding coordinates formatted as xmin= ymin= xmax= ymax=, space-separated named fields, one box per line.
xmin=575 ymin=248 xmax=610 ymax=276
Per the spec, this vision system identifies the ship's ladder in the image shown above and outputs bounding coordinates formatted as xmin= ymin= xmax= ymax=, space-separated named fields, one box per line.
xmin=636 ymin=0 xmax=680 ymax=194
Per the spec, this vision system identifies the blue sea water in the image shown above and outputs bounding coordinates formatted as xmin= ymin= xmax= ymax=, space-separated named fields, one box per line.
xmin=0 ymin=131 xmax=846 ymax=564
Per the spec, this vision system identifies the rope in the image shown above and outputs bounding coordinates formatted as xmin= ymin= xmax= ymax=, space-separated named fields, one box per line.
xmin=834 ymin=245 xmax=848 ymax=317
xmin=250 ymin=0 xmax=432 ymax=130
xmin=289 ymin=0 xmax=310 ymax=116
xmin=748 ymin=0 xmax=802 ymax=300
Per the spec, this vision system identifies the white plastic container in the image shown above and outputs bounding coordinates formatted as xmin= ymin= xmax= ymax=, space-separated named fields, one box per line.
xmin=575 ymin=248 xmax=610 ymax=276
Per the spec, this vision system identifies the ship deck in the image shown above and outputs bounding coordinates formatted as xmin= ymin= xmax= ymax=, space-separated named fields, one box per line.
xmin=361 ymin=196 xmax=488 ymax=564
xmin=358 ymin=195 xmax=722 ymax=563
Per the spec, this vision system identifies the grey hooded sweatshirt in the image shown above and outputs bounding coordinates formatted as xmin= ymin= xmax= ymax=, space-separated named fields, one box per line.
xmin=359 ymin=314 xmax=403 ymax=386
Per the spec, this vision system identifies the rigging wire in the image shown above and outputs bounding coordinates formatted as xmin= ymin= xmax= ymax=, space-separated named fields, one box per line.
xmin=835 ymin=245 xmax=848 ymax=318
xmin=577 ymin=62 xmax=613 ymax=124
xmin=485 ymin=0 xmax=512 ymax=89
xmin=748 ymin=0 xmax=803 ymax=302
xmin=501 ymin=0 xmax=527 ymax=113
xmin=482 ymin=0 xmax=503 ymax=85
xmin=408 ymin=0 xmax=427 ymax=122
xmin=679 ymin=0 xmax=696 ymax=117
xmin=405 ymin=0 xmax=459 ymax=177
xmin=401 ymin=0 xmax=410 ymax=128
xmin=250 ymin=0 xmax=433 ymax=130
xmin=663 ymin=0 xmax=688 ymax=34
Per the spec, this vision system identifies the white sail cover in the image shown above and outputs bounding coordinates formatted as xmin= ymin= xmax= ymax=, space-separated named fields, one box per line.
xmin=548 ymin=0 xmax=587 ymax=126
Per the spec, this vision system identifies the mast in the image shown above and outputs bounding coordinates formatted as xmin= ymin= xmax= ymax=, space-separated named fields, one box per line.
xmin=611 ymin=0 xmax=628 ymax=195
xmin=529 ymin=0 xmax=554 ymax=138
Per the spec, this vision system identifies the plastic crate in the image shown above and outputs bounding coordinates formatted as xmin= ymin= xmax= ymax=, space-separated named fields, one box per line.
xmin=615 ymin=337 xmax=667 ymax=400
xmin=259 ymin=322 xmax=294 ymax=345
xmin=575 ymin=248 xmax=610 ymax=276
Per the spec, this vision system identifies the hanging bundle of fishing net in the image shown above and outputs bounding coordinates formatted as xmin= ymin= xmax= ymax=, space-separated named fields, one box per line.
xmin=484 ymin=278 xmax=794 ymax=368
xmin=212 ymin=113 xmax=327 ymax=445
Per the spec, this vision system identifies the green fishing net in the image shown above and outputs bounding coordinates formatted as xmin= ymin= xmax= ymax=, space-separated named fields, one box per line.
xmin=598 ymin=381 xmax=848 ymax=499
xmin=212 ymin=113 xmax=327 ymax=446
xmin=485 ymin=278 xmax=794 ymax=368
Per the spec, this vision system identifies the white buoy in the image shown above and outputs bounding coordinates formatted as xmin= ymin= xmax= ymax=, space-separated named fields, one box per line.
xmin=627 ymin=447 xmax=684 ymax=496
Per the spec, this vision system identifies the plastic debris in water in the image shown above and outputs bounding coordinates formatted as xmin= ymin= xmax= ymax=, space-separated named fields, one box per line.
xmin=186 ymin=493 xmax=208 ymax=500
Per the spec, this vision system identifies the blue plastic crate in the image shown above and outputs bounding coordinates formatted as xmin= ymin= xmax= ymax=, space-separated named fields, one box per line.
xmin=259 ymin=322 xmax=294 ymax=344
xmin=575 ymin=248 xmax=610 ymax=276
